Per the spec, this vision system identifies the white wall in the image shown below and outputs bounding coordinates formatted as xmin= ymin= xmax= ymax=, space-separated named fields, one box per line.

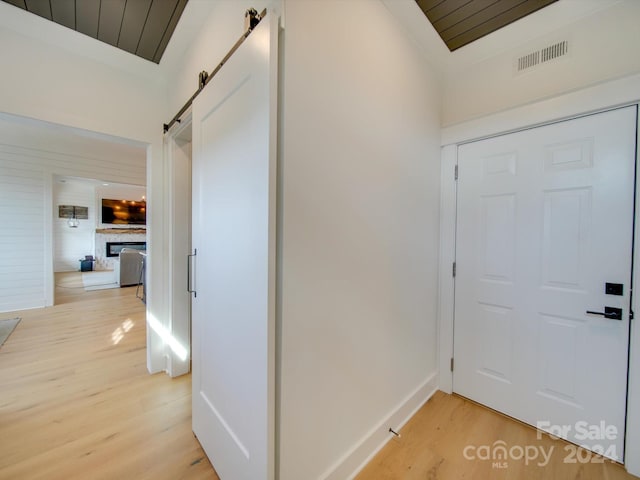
xmin=0 ymin=150 xmax=47 ymax=312
xmin=443 ymin=0 xmax=640 ymax=126
xmin=279 ymin=1 xmax=441 ymax=478
xmin=53 ymin=179 xmax=96 ymax=272
xmin=0 ymin=4 xmax=164 ymax=143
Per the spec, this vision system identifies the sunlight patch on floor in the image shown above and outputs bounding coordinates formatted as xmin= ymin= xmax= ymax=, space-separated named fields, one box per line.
xmin=111 ymin=318 xmax=135 ymax=345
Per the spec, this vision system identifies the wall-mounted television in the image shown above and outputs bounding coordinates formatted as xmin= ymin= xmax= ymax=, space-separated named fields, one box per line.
xmin=101 ymin=198 xmax=146 ymax=225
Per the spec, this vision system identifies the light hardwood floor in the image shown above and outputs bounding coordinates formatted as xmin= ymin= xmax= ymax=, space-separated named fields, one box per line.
xmin=357 ymin=391 xmax=636 ymax=480
xmin=2 ymin=276 xmax=637 ymax=479
xmin=0 ymin=274 xmax=218 ymax=480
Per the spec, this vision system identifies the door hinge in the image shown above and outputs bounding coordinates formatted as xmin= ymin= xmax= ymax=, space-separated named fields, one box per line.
xmin=631 ymin=309 xmax=635 ymax=321
xmin=454 ymin=164 xmax=459 ymax=181
xmin=452 ymin=262 xmax=456 ymax=277
xmin=450 ymin=357 xmax=454 ymax=372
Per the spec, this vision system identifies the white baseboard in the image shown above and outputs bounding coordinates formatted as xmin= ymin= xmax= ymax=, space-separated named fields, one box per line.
xmin=320 ymin=372 xmax=439 ymax=480
xmin=0 ymin=301 xmax=44 ymax=314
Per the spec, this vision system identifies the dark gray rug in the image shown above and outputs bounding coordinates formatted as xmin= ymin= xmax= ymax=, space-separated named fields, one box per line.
xmin=0 ymin=318 xmax=20 ymax=348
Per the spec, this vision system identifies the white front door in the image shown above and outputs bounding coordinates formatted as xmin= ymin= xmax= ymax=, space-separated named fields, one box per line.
xmin=454 ymin=106 xmax=637 ymax=461
xmin=191 ymin=15 xmax=277 ymax=480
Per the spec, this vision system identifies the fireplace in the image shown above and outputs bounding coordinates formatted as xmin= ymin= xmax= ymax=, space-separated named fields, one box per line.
xmin=95 ymin=230 xmax=146 ymax=270
xmin=106 ymin=241 xmax=147 ymax=257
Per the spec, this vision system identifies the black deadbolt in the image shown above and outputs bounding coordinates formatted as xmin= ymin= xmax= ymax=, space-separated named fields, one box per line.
xmin=605 ymin=283 xmax=623 ymax=296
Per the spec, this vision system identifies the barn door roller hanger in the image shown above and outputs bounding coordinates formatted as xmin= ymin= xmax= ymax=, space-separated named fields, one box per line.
xmin=163 ymin=8 xmax=266 ymax=134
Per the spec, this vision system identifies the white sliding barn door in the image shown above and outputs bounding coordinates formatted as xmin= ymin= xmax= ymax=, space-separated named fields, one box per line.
xmin=454 ymin=107 xmax=637 ymax=461
xmin=191 ymin=15 xmax=277 ymax=480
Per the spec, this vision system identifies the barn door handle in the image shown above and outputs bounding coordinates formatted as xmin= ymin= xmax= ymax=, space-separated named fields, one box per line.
xmin=586 ymin=307 xmax=622 ymax=320
xmin=187 ymin=249 xmax=197 ymax=298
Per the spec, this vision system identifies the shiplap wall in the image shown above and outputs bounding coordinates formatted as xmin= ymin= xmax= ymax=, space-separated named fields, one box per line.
xmin=0 ymin=117 xmax=145 ymax=313
xmin=53 ymin=180 xmax=96 ymax=272
xmin=0 ymin=159 xmax=45 ymax=312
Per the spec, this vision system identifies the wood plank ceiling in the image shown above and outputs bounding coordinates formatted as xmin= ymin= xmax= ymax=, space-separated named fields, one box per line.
xmin=416 ymin=0 xmax=559 ymax=51
xmin=1 ymin=0 xmax=189 ymax=63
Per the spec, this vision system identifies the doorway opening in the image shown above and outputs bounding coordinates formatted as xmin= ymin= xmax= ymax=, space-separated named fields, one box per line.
xmin=165 ymin=116 xmax=193 ymax=378
xmin=53 ymin=176 xmax=147 ymax=305
xmin=0 ymin=111 xmax=148 ymax=314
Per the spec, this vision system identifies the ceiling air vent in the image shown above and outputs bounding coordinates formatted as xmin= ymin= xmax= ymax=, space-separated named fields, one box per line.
xmin=518 ymin=51 xmax=540 ymax=71
xmin=516 ymin=40 xmax=569 ymax=73
xmin=541 ymin=40 xmax=569 ymax=62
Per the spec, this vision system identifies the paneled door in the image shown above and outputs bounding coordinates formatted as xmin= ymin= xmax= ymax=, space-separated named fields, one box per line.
xmin=454 ymin=106 xmax=637 ymax=461
xmin=191 ymin=14 xmax=278 ymax=480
